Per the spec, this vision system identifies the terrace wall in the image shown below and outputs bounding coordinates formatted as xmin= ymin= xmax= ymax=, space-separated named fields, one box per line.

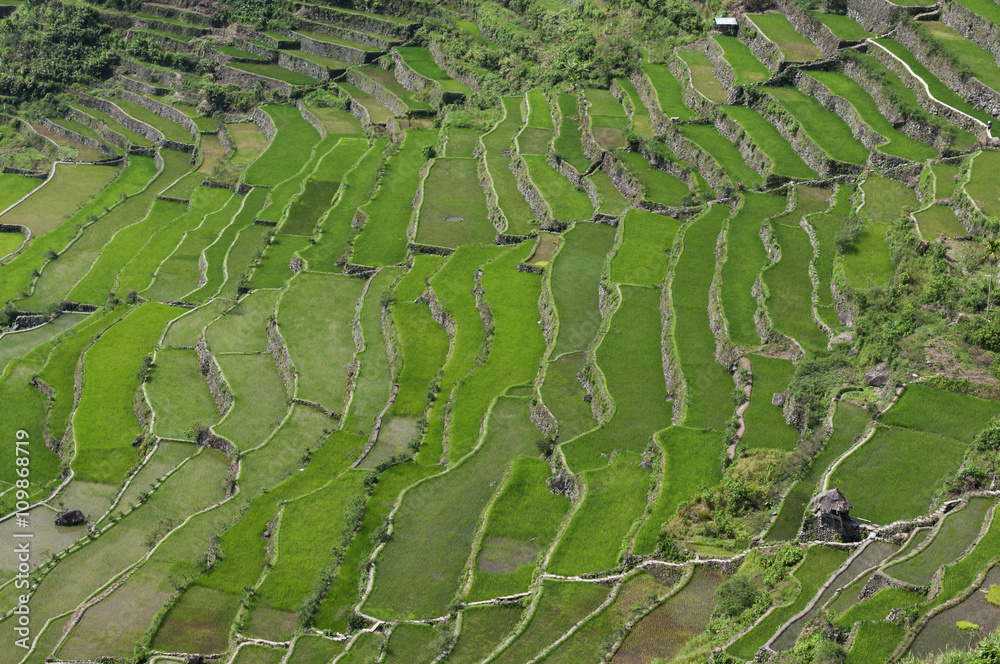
xmin=278 ymin=52 xmax=336 ymax=81
xmin=668 ymin=52 xmax=717 ymax=116
xmin=346 ymin=68 xmax=408 ymax=116
xmin=125 ymin=29 xmax=193 ymax=55
xmin=713 ymin=112 xmax=784 ymax=186
xmin=940 ymin=0 xmax=1000 ymax=65
xmin=391 ymin=49 xmax=433 ymax=94
xmin=740 ymin=15 xmax=787 ymax=74
xmin=38 ymin=118 xmax=118 ymax=157
xmin=429 ymin=40 xmax=480 ymax=92
xmin=658 ymin=122 xmax=732 ymax=195
xmin=866 ymin=41 xmax=990 ymax=140
xmin=76 ymin=93 xmax=167 ymax=147
xmin=775 ymin=0 xmax=845 ymax=56
xmin=549 ymin=154 xmax=602 ymax=215
xmin=297 ymin=16 xmax=395 ymax=50
xmin=120 ymin=59 xmax=178 ymax=89
xmin=298 ymin=4 xmax=414 ymax=40
xmin=120 ymin=89 xmax=198 ymax=144
xmin=116 ymin=74 xmax=168 ymax=97
xmin=139 ymin=2 xmax=218 ymax=27
xmin=893 ymin=19 xmax=1000 ymax=117
xmin=215 ymin=65 xmax=293 ymax=96
xmin=67 ymin=107 xmax=130 ymax=153
xmin=844 ymin=0 xmax=905 ymax=34
xmin=238 ymin=39 xmax=279 ymax=62
xmin=295 ymin=31 xmax=379 ymax=65
xmin=704 ymin=37 xmax=741 ymax=103
xmin=630 ymin=69 xmax=670 ymax=134
xmin=133 ymin=16 xmax=211 ymax=39
xmin=510 ymin=156 xmax=554 ymax=228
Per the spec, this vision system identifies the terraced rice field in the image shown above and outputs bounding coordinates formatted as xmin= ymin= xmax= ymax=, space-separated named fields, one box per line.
xmin=5 ymin=5 xmax=1000 ymax=658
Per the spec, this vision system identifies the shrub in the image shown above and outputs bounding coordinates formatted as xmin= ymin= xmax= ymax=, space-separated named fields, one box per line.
xmin=974 ymin=415 xmax=1000 ymax=451
xmin=715 ymin=575 xmax=762 ymax=618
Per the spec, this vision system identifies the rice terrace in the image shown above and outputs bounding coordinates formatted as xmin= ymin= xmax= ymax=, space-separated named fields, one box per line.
xmin=4 ymin=0 xmax=1000 ymax=660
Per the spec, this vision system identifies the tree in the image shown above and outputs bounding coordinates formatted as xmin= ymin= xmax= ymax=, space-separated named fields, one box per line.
xmin=984 ymin=238 xmax=1000 ymax=318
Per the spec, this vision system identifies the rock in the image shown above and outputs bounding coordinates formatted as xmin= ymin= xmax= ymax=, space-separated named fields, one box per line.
xmin=583 ymin=394 xmax=593 ymax=403
xmin=548 ymin=473 xmax=574 ymax=496
xmin=847 ymin=346 xmax=858 ymax=357
xmin=864 ymin=362 xmax=891 ymax=387
xmin=186 ymin=656 xmax=203 ymax=664
xmin=771 ymin=392 xmax=786 ymax=407
xmin=55 ymin=509 xmax=85 ymax=527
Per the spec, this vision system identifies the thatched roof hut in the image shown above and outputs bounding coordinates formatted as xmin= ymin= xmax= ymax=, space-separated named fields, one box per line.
xmin=811 ymin=488 xmax=852 ymax=516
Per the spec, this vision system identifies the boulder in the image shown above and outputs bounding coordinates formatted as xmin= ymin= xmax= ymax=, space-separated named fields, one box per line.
xmin=772 ymin=392 xmax=786 ymax=407
xmin=864 ymin=362 xmax=891 ymax=387
xmin=54 ymin=510 xmax=85 ymax=527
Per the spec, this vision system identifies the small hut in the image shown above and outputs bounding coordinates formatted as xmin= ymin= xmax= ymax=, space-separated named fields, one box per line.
xmin=715 ymin=17 xmax=738 ymax=36
xmin=810 ymin=488 xmax=852 ymax=531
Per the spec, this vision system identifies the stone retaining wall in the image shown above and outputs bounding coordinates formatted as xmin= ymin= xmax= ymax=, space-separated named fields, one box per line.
xmin=238 ymin=39 xmax=279 ymax=62
xmin=346 ymin=68 xmax=409 ymax=116
xmin=893 ymin=19 xmax=1000 ymax=117
xmin=266 ymin=320 xmax=296 ymax=396
xmin=740 ymin=15 xmax=786 ymax=74
xmin=296 ymin=15 xmax=395 ymax=50
xmin=120 ymin=89 xmax=198 ymax=144
xmin=705 ymin=36 xmax=740 ymax=103
xmin=866 ymin=40 xmax=989 ymax=140
xmin=125 ymin=28 xmax=194 ymax=54
xmin=297 ymin=3 xmax=414 ymax=40
xmin=278 ymin=51 xmax=335 ymax=81
xmin=844 ymin=0 xmax=919 ymax=34
xmin=775 ymin=0 xmax=844 ymax=56
xmin=139 ymin=1 xmax=218 ymax=27
xmin=294 ymin=30 xmax=380 ymax=65
xmin=550 ymin=154 xmax=601 ymax=212
xmin=296 ymin=102 xmax=326 ymax=139
xmin=133 ymin=16 xmax=211 ymax=39
xmin=39 ymin=118 xmax=118 ymax=157
xmin=941 ymin=0 xmax=1000 ymax=65
xmin=658 ymin=122 xmax=732 ymax=195
xmin=602 ymin=153 xmax=644 ymax=205
xmin=631 ymin=68 xmax=669 ymax=134
xmin=116 ymin=73 xmax=167 ymax=97
xmin=120 ymin=59 xmax=178 ymax=88
xmin=667 ymin=52 xmax=716 ymax=117
xmin=510 ymin=156 xmax=553 ymax=227
xmin=67 ymin=107 xmax=130 ymax=153
xmin=714 ymin=112 xmax=784 ymax=186
xmin=215 ymin=65 xmax=293 ymax=96
xmin=196 ymin=336 xmax=234 ymax=415
xmin=251 ymin=106 xmax=277 ymax=141
xmin=391 ymin=49 xmax=434 ymax=95
xmin=429 ymin=40 xmax=479 ymax=92
xmin=77 ymin=93 xmax=166 ymax=147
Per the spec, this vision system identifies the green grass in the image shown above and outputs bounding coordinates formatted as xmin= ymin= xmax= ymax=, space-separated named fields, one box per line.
xmin=932 ymin=502 xmax=1000 ymax=607
xmin=356 ymin=65 xmax=434 ymax=113
xmin=721 ymin=192 xmax=789 ymax=346
xmin=886 ymin=497 xmax=994 ymax=586
xmin=586 ymin=169 xmax=629 ymax=216
xmin=748 ymin=13 xmax=822 ymax=61
xmin=829 ymin=426 xmax=970 ymax=524
xmin=302 ymin=139 xmax=386 ymax=271
xmin=280 ymin=138 xmax=368 ymax=235
xmin=551 ymin=222 xmax=617 ymax=355
xmin=1 ymin=163 xmax=120 ymax=236
xmin=441 ymin=243 xmax=546 ymax=461
xmin=522 ymin=154 xmax=594 ymax=222
xmin=257 ymin=133 xmax=339 ymax=223
xmin=0 ymin=172 xmax=44 ymax=212
xmin=764 ymin=186 xmax=831 ymax=353
xmin=118 ymin=187 xmax=233 ymax=296
xmin=337 ymin=82 xmax=393 ymax=124
xmin=146 ymin=348 xmax=221 ymax=440
xmin=213 ymin=353 xmax=289 ymax=450
xmin=766 ymin=401 xmax=869 ymax=541
xmin=722 ymin=105 xmax=817 ymax=179
xmin=0 ymin=232 xmax=22 ymax=258
xmin=446 ymin=605 xmax=523 ymax=664
xmin=517 ymin=126 xmax=553 ymax=154
xmin=860 ymin=172 xmax=919 ymax=222
xmin=351 ymin=129 xmax=438 ymax=266
xmin=383 ymin=623 xmax=438 ymax=664
xmin=540 ymin=352 xmax=597 ymax=443
xmin=931 ymin=161 xmax=961 ymax=199
xmin=549 ymin=450 xmax=651 ymax=575
xmin=615 ymin=76 xmax=654 ymax=138
xmin=444 ymin=127 xmax=479 ymax=158
xmin=205 ymin=289 xmax=281 ymax=352
xmin=923 ymin=21 xmax=1000 ymax=94
xmin=468 ymin=456 xmax=572 ymax=600
xmin=811 ymin=185 xmax=852 ymax=327
xmin=742 ymin=355 xmax=799 ymax=450
xmin=871 ymin=39 xmax=998 ymax=134
xmin=287 ymin=635 xmax=345 ymax=664
xmin=881 ymin=383 xmax=1000 ymax=442
xmin=395 ymin=46 xmax=471 ymax=95
xmin=244 ymin=104 xmax=322 ymax=186
xmin=916 ymin=204 xmax=967 ymax=239
xmin=389 ymin=302 xmax=449 ymax=417
xmin=673 ymin=205 xmax=736 ymax=430
xmin=633 ymin=426 xmax=725 ymax=554
xmin=526 ymin=87 xmax=553 ymax=128
xmin=229 ymin=61 xmax=319 ymax=85
xmin=73 ymin=303 xmax=184 ymax=483
xmin=363 ymin=396 xmax=539 ymax=620
xmin=843 ymin=220 xmax=893 ymax=289
xmin=678 ymin=49 xmax=727 ymax=103
xmin=713 ymin=35 xmax=771 ymax=84
xmin=616 ymin=150 xmax=690 ymax=206
xmin=70 ymin=103 xmax=155 ymax=146
xmin=616 ymin=566 xmax=725 ymax=662
xmin=110 ymin=96 xmax=194 ymax=143
xmin=728 ymin=546 xmax=851 ymax=660
xmin=810 ymin=11 xmax=872 ymax=40
xmin=554 ymin=93 xmax=590 ymax=172
xmin=806 ymin=70 xmax=938 ymax=162
xmin=561 ymin=286 xmax=675 ymax=471
xmin=279 ymin=272 xmax=366 ymax=413
xmin=584 ymin=87 xmax=627 ymax=117
xmin=0 ymin=312 xmax=86 ymax=375
xmin=678 ymin=123 xmax=764 ymax=188
xmin=245 ymin=229 xmax=307 ymax=284
xmin=611 ymin=208 xmax=682 ymax=286
xmin=216 ymin=44 xmax=265 ymax=60
xmin=641 ymin=63 xmax=697 ymax=120
xmin=483 ymin=97 xmax=536 ymax=236
xmin=834 ymin=586 xmax=924 ymax=628
xmin=0 ymin=361 xmax=63 ymax=495
xmin=491 ymin=580 xmax=612 ymax=664
xmin=419 ymin=246 xmax=504 ymax=465
xmin=966 ymin=150 xmax=1000 ymax=217
xmin=415 ymin=157 xmax=496 ymax=248
xmin=766 ymin=86 xmax=870 ymax=165
xmin=843 ymin=621 xmax=906 ymax=664
xmin=954 ymin=0 xmax=1000 ymax=23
